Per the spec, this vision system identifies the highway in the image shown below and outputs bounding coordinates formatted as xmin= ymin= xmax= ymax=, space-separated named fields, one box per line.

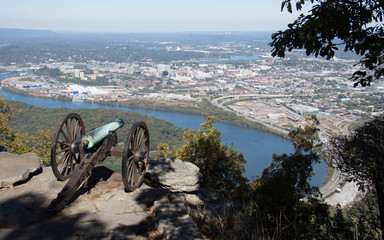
xmin=211 ymin=94 xmax=346 ymax=201
xmin=319 ymin=167 xmax=344 ymax=197
xmin=211 ymin=94 xmax=290 ymax=136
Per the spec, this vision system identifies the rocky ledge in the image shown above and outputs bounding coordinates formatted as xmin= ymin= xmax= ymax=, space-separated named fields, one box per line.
xmin=0 ymin=152 xmax=209 ymax=240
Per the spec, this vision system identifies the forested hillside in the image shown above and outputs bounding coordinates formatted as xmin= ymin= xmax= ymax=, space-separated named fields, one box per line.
xmin=6 ymin=100 xmax=184 ymax=151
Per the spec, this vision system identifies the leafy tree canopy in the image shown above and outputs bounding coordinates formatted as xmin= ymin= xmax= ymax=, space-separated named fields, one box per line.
xmin=157 ymin=116 xmax=248 ymax=198
xmin=0 ymin=96 xmax=18 ymax=142
xmin=0 ymin=97 xmax=52 ymax=164
xmin=270 ymin=0 xmax=384 ymax=86
xmin=331 ymin=114 xmax=384 ymax=237
xmin=34 ymin=66 xmax=63 ymax=78
xmin=248 ymin=116 xmax=329 ymax=238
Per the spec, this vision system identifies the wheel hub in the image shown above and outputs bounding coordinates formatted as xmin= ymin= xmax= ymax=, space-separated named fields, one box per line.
xmin=70 ymin=141 xmax=78 ymax=154
xmin=134 ymin=151 xmax=142 ymax=162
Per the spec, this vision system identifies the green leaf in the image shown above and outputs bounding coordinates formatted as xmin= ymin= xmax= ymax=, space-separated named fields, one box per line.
xmin=287 ymin=2 xmax=293 ymax=13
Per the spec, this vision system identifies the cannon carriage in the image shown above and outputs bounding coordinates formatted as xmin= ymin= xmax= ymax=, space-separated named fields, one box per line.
xmin=47 ymin=113 xmax=150 ymax=212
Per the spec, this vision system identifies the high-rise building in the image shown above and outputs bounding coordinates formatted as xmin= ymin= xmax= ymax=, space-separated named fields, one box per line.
xmin=74 ymin=69 xmax=80 ymax=78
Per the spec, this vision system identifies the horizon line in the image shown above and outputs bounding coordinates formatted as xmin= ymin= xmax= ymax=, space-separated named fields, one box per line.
xmin=0 ymin=27 xmax=276 ymax=35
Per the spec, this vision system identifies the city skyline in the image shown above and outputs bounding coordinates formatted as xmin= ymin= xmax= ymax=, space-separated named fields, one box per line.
xmin=0 ymin=0 xmax=306 ymax=33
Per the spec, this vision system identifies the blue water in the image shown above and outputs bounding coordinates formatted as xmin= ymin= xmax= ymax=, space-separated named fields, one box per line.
xmin=0 ymin=72 xmax=21 ymax=79
xmin=0 ymin=89 xmax=326 ymax=186
xmin=147 ymin=47 xmax=167 ymax=51
xmin=200 ymin=55 xmax=261 ymax=64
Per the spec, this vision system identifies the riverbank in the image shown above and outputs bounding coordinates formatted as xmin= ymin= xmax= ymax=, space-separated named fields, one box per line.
xmin=2 ymin=85 xmax=289 ymax=138
xmin=2 ymin=85 xmax=71 ymax=101
xmin=2 ymin=87 xmax=329 ymax=183
xmin=1 ymin=85 xmax=333 ymax=188
xmin=1 ymin=86 xmax=359 ymax=208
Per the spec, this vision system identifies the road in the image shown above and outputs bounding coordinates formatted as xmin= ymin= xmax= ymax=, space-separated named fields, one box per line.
xmin=211 ymin=94 xmax=290 ymax=136
xmin=211 ymin=94 xmax=359 ymax=206
xmin=319 ymin=167 xmax=344 ymax=197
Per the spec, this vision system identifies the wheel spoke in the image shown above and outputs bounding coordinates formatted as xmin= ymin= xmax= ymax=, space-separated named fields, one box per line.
xmin=58 ymin=151 xmax=70 ymax=165
xmin=57 ymin=140 xmax=70 ymax=146
xmin=125 ymin=157 xmax=131 ymax=173
xmin=68 ymin=119 xmax=72 ymax=140
xmin=132 ymin=130 xmax=138 ymax=150
xmin=63 ymin=154 xmax=71 ymax=175
xmin=131 ymin=162 xmax=137 ymax=185
xmin=137 ymin=136 xmax=147 ymax=151
xmin=127 ymin=155 xmax=134 ymax=162
xmin=67 ymin=156 xmax=72 ymax=176
xmin=64 ymin=154 xmax=73 ymax=176
xmin=133 ymin=163 xmax=138 ymax=184
xmin=134 ymin=130 xmax=141 ymax=148
xmin=65 ymin=121 xmax=72 ymax=141
xmin=62 ymin=152 xmax=72 ymax=175
xmin=58 ymin=151 xmax=70 ymax=172
xmin=125 ymin=155 xmax=134 ymax=182
xmin=72 ymin=119 xmax=77 ymax=140
xmin=70 ymin=153 xmax=75 ymax=173
xmin=55 ymin=147 xmax=70 ymax=155
xmin=128 ymin=159 xmax=135 ymax=185
xmin=73 ymin=119 xmax=79 ymax=140
xmin=136 ymin=128 xmax=144 ymax=149
xmin=136 ymin=134 xmax=143 ymax=150
xmin=69 ymin=120 xmax=73 ymax=140
xmin=60 ymin=128 xmax=70 ymax=143
xmin=74 ymin=122 xmax=82 ymax=140
xmin=129 ymin=137 xmax=135 ymax=152
xmin=70 ymin=118 xmax=75 ymax=140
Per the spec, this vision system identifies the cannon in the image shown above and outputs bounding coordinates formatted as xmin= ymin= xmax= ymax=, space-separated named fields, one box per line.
xmin=47 ymin=113 xmax=150 ymax=212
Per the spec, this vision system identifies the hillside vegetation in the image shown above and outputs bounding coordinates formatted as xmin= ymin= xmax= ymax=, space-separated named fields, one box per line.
xmin=6 ymin=100 xmax=184 ymax=151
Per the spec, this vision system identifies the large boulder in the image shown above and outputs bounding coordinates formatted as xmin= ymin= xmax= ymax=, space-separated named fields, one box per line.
xmin=0 ymin=154 xmax=205 ymax=239
xmin=153 ymin=192 xmax=204 ymax=240
xmin=0 ymin=152 xmax=41 ymax=188
xmin=146 ymin=158 xmax=201 ymax=192
xmin=0 ymin=166 xmax=167 ymax=240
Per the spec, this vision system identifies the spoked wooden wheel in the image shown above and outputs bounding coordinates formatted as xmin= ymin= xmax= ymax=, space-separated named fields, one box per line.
xmin=122 ymin=121 xmax=150 ymax=192
xmin=51 ymin=113 xmax=85 ymax=181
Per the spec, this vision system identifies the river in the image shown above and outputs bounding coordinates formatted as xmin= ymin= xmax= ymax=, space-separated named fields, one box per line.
xmin=0 ymin=88 xmax=326 ymax=186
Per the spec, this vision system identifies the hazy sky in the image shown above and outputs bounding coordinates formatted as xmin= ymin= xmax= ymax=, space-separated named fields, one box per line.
xmin=0 ymin=0 xmax=305 ymax=32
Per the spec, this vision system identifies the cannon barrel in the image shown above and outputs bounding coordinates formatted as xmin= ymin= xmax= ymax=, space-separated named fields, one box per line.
xmin=82 ymin=118 xmax=124 ymax=148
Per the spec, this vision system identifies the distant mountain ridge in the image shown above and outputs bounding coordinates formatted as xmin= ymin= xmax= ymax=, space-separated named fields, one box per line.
xmin=0 ymin=27 xmax=274 ymax=65
xmin=0 ymin=28 xmax=57 ymax=42
xmin=0 ymin=27 xmax=272 ymax=42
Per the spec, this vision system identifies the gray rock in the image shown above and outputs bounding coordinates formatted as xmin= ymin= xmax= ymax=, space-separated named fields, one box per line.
xmin=184 ymin=193 xmax=204 ymax=207
xmin=154 ymin=192 xmax=204 ymax=240
xmin=0 ymin=166 xmax=165 ymax=239
xmin=146 ymin=158 xmax=201 ymax=192
xmin=0 ymin=154 xmax=206 ymax=240
xmin=0 ymin=152 xmax=42 ymax=188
